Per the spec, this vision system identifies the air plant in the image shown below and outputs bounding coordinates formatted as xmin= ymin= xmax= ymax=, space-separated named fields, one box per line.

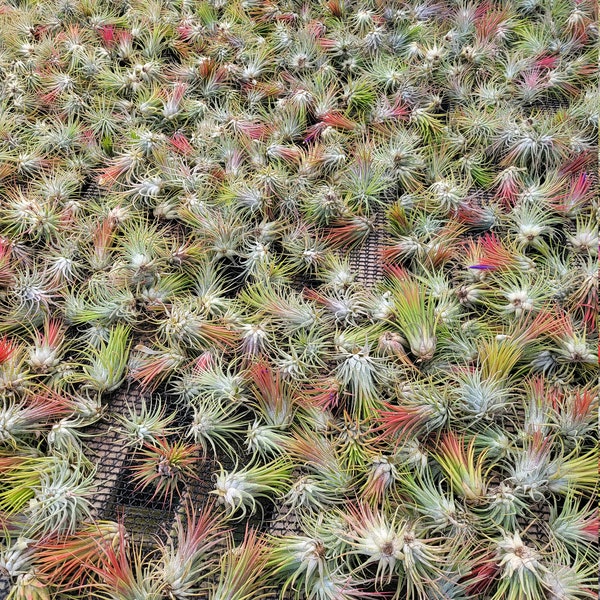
xmin=25 ymin=458 xmax=95 ymax=538
xmin=130 ymin=437 xmax=199 ymax=507
xmin=0 ymin=391 xmax=72 ymax=447
xmin=129 ymin=342 xmax=187 ymax=390
xmin=401 ymin=470 xmax=466 ymax=533
xmin=157 ymin=501 xmax=225 ymax=599
xmin=247 ymin=360 xmax=295 ymax=428
xmin=186 ymin=396 xmax=247 ymax=458
xmin=212 ymin=458 xmax=292 ymax=519
xmin=548 ymin=493 xmax=598 ymax=552
xmin=386 ymin=267 xmax=438 ymax=361
xmin=268 ymin=533 xmax=329 ymax=599
xmin=342 ymin=502 xmax=406 ymax=589
xmin=85 ymin=521 xmax=166 ymax=600
xmin=26 ymin=319 xmax=65 ymax=374
xmin=434 ymin=433 xmax=488 ymax=503
xmin=114 ymin=397 xmax=177 ymax=447
xmin=377 ymin=380 xmax=449 ymax=444
xmin=208 ymin=527 xmax=273 ymax=600
xmin=334 ymin=340 xmax=387 ymax=419
xmin=78 ymin=324 xmax=131 ymax=393
xmin=33 ymin=520 xmax=125 ymax=590
xmin=285 ymin=428 xmax=354 ymax=500
xmin=245 ymin=420 xmax=289 ymax=459
xmin=542 ymin=556 xmax=597 ymax=600
xmin=492 ymin=531 xmax=547 ymax=600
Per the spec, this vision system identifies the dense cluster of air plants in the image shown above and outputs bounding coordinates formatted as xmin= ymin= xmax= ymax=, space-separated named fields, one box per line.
xmin=0 ymin=0 xmax=597 ymax=598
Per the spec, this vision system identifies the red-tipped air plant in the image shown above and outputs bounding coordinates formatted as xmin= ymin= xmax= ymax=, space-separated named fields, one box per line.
xmin=463 ymin=551 xmax=499 ymax=596
xmin=0 ymin=336 xmax=16 ymax=364
xmin=34 ymin=521 xmax=126 ymax=590
xmin=550 ymin=171 xmax=594 ymax=215
xmin=463 ymin=232 xmax=520 ymax=271
xmin=97 ymin=25 xmax=116 ymax=47
xmin=301 ymin=377 xmax=341 ymax=410
xmin=130 ymin=437 xmax=200 ymax=507
xmin=493 ymin=166 xmax=524 ymax=207
xmin=130 ymin=344 xmax=187 ymax=391
xmin=434 ymin=433 xmax=488 ymax=502
xmin=319 ymin=111 xmax=357 ymax=131
xmin=169 ymin=132 xmax=194 ymax=156
xmin=377 ymin=402 xmax=433 ymax=445
xmin=28 ymin=319 xmax=65 ymax=373
xmin=326 ymin=216 xmax=374 ymax=249
xmin=248 ymin=359 xmax=294 ymax=427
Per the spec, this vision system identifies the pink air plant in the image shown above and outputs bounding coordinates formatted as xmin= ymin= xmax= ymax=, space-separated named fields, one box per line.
xmin=551 ymin=172 xmax=593 ymax=215
xmin=474 ymin=3 xmax=512 ymax=41
xmin=97 ymin=25 xmax=116 ymax=47
xmin=319 ymin=111 xmax=357 ymax=131
xmin=0 ymin=337 xmax=16 ymax=364
xmin=302 ymin=377 xmax=341 ymax=410
xmin=464 ymin=232 xmax=519 ymax=271
xmin=464 ymin=552 xmax=499 ymax=596
xmin=377 ymin=403 xmax=432 ymax=445
xmin=493 ymin=167 xmax=524 ymax=207
xmin=326 ymin=216 xmax=373 ymax=249
xmin=169 ymin=133 xmax=194 ymax=156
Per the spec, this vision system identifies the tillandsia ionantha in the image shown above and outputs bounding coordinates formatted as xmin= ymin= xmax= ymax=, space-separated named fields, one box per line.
xmin=129 ymin=437 xmax=199 ymax=508
xmin=212 ymin=457 xmax=292 ymax=520
xmin=0 ymin=0 xmax=596 ymax=598
xmin=156 ymin=501 xmax=226 ymax=599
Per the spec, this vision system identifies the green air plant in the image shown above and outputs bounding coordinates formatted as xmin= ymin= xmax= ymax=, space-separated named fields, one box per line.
xmin=268 ymin=533 xmax=329 ymax=600
xmin=434 ymin=433 xmax=488 ymax=503
xmin=334 ymin=340 xmax=387 ymax=419
xmin=25 ymin=458 xmax=95 ymax=538
xmin=186 ymin=396 xmax=247 ymax=458
xmin=115 ymin=397 xmax=177 ymax=447
xmin=79 ymin=324 xmax=131 ymax=393
xmin=342 ymin=502 xmax=406 ymax=589
xmin=212 ymin=458 xmax=292 ymax=519
xmin=208 ymin=527 xmax=273 ymax=600
xmin=548 ymin=492 xmax=598 ymax=553
xmin=386 ymin=267 xmax=438 ymax=362
xmin=450 ymin=367 xmax=513 ymax=422
xmin=285 ymin=428 xmax=353 ymax=500
xmin=492 ymin=531 xmax=547 ymax=600
xmin=401 ymin=470 xmax=465 ymax=533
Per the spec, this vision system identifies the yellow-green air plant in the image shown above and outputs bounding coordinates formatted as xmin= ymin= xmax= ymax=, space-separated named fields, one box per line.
xmin=386 ymin=267 xmax=438 ymax=362
xmin=209 ymin=527 xmax=273 ymax=600
xmin=434 ymin=433 xmax=488 ymax=503
xmin=212 ymin=458 xmax=292 ymax=520
xmin=79 ymin=324 xmax=131 ymax=393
